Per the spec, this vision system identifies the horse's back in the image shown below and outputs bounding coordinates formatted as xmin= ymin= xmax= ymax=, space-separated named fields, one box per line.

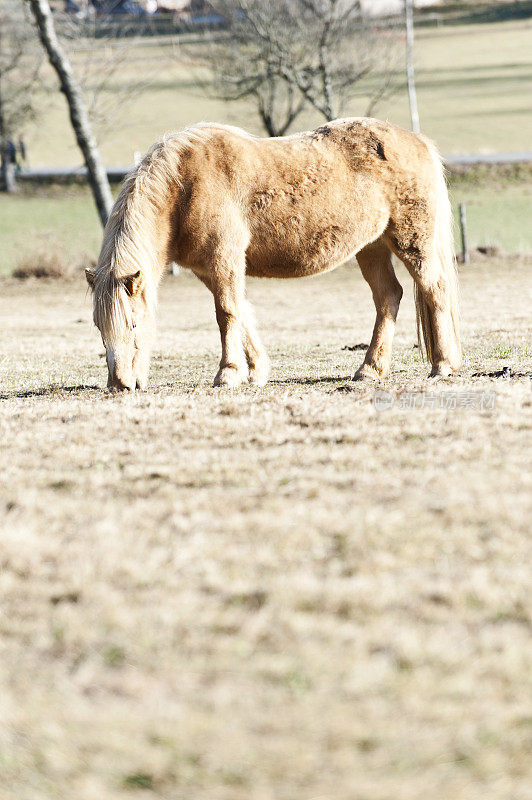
xmin=173 ymin=120 xmax=436 ymax=277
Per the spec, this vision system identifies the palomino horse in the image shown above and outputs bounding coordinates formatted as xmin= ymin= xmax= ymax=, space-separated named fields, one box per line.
xmin=86 ymin=118 xmax=460 ymax=390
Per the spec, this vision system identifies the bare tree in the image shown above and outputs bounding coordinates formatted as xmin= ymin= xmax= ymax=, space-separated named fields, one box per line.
xmin=26 ymin=0 xmax=114 ymax=225
xmin=186 ymin=1 xmax=307 ymax=136
xmin=190 ymin=0 xmax=400 ymax=136
xmin=0 ymin=4 xmax=42 ymax=192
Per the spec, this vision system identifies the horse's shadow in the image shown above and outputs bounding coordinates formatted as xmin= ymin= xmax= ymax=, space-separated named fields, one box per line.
xmin=269 ymin=376 xmax=353 ymax=386
xmin=2 ymin=377 xmax=361 ymax=397
xmin=0 ymin=384 xmax=102 ymax=400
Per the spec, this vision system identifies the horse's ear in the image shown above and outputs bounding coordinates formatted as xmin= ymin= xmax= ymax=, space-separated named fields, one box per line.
xmin=85 ymin=268 xmax=95 ymax=289
xmin=123 ymin=270 xmax=143 ymax=297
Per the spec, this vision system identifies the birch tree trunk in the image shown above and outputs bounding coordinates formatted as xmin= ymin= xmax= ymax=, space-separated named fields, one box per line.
xmin=26 ymin=0 xmax=113 ymax=225
xmin=0 ymin=80 xmax=17 ymax=193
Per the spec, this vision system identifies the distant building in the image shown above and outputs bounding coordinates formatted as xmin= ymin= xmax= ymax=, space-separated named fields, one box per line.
xmin=62 ymin=0 xmax=212 ymax=14
xmin=62 ymin=0 xmax=456 ymax=20
xmin=360 ymin=0 xmax=444 ymax=14
xmin=154 ymin=0 xmax=209 ymax=13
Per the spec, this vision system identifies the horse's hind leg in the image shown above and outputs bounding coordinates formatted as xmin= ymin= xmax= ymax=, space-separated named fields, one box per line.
xmin=414 ymin=266 xmax=460 ymax=377
xmin=241 ymin=300 xmax=270 ymax=386
xmin=387 ymin=236 xmax=461 ymax=378
xmin=354 ymin=239 xmax=403 ymax=381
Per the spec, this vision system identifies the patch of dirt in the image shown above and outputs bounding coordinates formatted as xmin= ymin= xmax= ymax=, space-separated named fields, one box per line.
xmin=342 ymin=343 xmax=369 ymax=351
xmin=473 ymin=366 xmax=532 ymax=379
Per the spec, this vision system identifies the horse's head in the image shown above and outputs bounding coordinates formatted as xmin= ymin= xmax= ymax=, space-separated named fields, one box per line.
xmin=86 ymin=267 xmax=155 ymax=391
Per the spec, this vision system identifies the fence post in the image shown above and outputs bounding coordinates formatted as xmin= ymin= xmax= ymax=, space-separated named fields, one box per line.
xmin=405 ymin=0 xmax=420 ymax=134
xmin=459 ymin=203 xmax=469 ymax=264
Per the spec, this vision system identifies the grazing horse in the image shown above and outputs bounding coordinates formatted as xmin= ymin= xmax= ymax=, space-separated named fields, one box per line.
xmin=85 ymin=118 xmax=460 ymax=391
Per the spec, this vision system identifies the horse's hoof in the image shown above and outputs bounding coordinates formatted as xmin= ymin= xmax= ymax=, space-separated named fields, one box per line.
xmin=429 ymin=363 xmax=453 ymax=378
xmin=108 ymin=383 xmax=135 ymax=393
xmin=214 ymin=366 xmax=247 ymax=388
xmin=248 ymin=374 xmax=269 ymax=387
xmin=353 ymin=365 xmax=382 ymax=382
xmin=248 ymin=364 xmax=270 ymax=387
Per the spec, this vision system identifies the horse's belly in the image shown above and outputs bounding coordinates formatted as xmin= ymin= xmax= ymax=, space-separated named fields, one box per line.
xmin=246 ymin=251 xmax=344 ymax=278
xmin=246 ymin=219 xmax=361 ymax=278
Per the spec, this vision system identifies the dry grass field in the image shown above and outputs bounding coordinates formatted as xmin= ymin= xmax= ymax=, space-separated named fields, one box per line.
xmin=1 ymin=259 xmax=531 ymax=800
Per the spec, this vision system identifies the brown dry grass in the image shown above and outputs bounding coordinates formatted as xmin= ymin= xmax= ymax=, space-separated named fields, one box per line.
xmin=10 ymin=234 xmax=95 ymax=281
xmin=0 ymin=260 xmax=531 ymax=800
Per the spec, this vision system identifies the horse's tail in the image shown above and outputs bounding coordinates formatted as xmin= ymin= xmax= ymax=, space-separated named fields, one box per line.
xmin=414 ymin=137 xmax=461 ymax=367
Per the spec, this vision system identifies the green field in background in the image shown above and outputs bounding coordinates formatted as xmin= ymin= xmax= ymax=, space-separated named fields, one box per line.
xmin=0 ymin=188 xmax=103 ymax=275
xmin=451 ymin=181 xmax=532 ymax=253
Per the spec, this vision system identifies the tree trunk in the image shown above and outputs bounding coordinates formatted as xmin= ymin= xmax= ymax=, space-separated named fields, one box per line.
xmin=26 ymin=0 xmax=113 ymax=225
xmin=0 ymin=152 xmax=16 ymax=192
xmin=0 ymin=76 xmax=17 ymax=193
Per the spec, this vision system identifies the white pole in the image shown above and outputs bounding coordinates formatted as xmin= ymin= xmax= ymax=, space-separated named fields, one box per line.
xmin=405 ymin=0 xmax=420 ymax=133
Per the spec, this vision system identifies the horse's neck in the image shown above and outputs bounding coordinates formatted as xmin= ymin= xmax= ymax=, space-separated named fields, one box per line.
xmin=150 ymin=211 xmax=173 ymax=284
xmin=124 ymin=201 xmax=172 ymax=286
xmin=120 ymin=161 xmax=180 ymax=285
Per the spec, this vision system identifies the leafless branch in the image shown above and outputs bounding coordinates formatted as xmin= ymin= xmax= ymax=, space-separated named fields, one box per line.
xmin=55 ymin=11 xmax=157 ymax=145
xmin=0 ymin=3 xmax=43 ymax=190
xmin=26 ymin=0 xmax=113 ymax=224
xmin=0 ymin=5 xmax=43 ymax=134
xmin=185 ymin=0 xmax=400 ymax=136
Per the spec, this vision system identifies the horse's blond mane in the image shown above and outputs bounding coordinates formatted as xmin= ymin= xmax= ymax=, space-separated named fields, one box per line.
xmin=93 ymin=123 xmax=250 ymax=341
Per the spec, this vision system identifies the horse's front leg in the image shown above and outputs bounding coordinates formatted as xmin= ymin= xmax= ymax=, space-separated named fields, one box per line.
xmin=354 ymin=240 xmax=403 ymax=381
xmin=210 ymin=256 xmax=249 ymax=388
xmin=193 ymin=267 xmax=269 ymax=387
